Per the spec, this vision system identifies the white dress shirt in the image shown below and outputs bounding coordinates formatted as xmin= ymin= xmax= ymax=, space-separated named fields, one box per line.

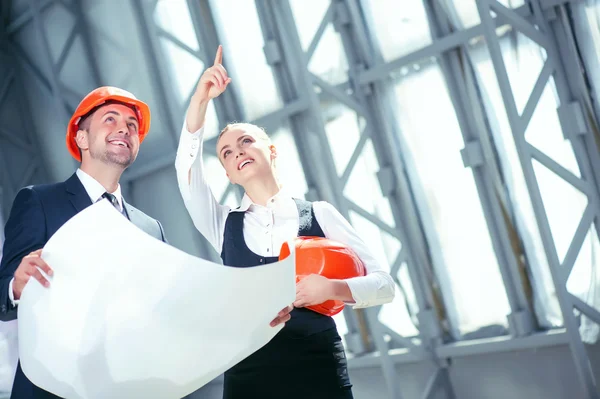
xmin=8 ymin=169 xmax=123 ymax=306
xmin=175 ymin=123 xmax=396 ymax=309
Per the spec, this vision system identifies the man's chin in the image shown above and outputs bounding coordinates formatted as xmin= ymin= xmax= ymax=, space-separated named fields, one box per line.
xmin=105 ymin=154 xmax=135 ymax=168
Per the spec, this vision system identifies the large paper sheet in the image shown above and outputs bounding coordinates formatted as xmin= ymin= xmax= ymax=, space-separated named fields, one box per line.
xmin=17 ymin=201 xmax=295 ymax=399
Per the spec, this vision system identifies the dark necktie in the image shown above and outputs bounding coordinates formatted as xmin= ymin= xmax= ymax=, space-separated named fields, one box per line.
xmin=102 ymin=192 xmax=121 ymax=212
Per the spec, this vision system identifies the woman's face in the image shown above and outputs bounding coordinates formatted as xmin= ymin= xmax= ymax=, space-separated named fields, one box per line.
xmin=216 ymin=124 xmax=277 ymax=185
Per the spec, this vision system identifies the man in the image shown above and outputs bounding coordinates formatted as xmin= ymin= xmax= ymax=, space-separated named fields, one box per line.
xmin=0 ymin=86 xmax=165 ymax=398
xmin=0 ymin=86 xmax=292 ymax=398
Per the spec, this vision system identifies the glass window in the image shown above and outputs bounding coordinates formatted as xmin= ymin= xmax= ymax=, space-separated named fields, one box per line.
xmin=349 ymin=211 xmax=420 ymax=338
xmin=209 ymin=0 xmax=283 ymax=120
xmin=448 ymin=0 xmax=527 ymax=30
xmin=321 ymin=101 xmax=364 ymax=178
xmin=392 ymin=60 xmax=511 ymax=338
xmin=203 ymin=153 xmax=231 ymax=202
xmin=468 ymin=28 xmax=588 ymax=329
xmin=360 ymin=0 xmax=432 ymax=62
xmin=571 ymin=1 xmax=600 ymax=129
xmin=289 ymin=0 xmax=332 ymax=51
xmin=154 ymin=0 xmax=203 ymax=106
xmin=289 ymin=0 xmax=349 ymax=85
xmin=566 ymin=228 xmax=600 ymax=343
xmin=270 ymin=124 xmax=308 ymax=199
xmin=308 ymin=24 xmax=349 ymax=86
xmin=321 ymin=99 xmax=419 ymax=337
xmin=152 ymin=0 xmax=220 ymax=136
xmin=159 ymin=38 xmax=204 ymax=106
xmin=155 ymin=0 xmax=199 ymax=52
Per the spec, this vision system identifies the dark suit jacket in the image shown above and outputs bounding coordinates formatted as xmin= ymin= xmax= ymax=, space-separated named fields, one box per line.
xmin=0 ymin=173 xmax=167 ymax=398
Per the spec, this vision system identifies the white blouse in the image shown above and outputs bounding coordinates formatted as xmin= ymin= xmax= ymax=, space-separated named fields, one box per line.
xmin=174 ymin=123 xmax=396 ymax=309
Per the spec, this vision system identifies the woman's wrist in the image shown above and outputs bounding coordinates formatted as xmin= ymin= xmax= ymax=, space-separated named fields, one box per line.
xmin=328 ymin=280 xmax=353 ymax=302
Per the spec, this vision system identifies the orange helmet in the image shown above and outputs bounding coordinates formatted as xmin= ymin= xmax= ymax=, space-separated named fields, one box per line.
xmin=280 ymin=236 xmax=366 ymax=317
xmin=66 ymin=86 xmax=151 ymax=161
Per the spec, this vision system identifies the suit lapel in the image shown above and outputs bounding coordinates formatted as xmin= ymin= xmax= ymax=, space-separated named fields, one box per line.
xmin=123 ymin=200 xmax=145 ymax=231
xmin=64 ymin=173 xmax=93 ymax=213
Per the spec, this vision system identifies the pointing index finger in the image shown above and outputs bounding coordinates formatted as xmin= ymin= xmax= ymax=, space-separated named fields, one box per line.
xmin=214 ymin=45 xmax=223 ymax=66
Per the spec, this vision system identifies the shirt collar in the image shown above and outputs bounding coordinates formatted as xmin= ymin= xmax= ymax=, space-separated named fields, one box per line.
xmin=76 ymin=168 xmax=124 ymax=211
xmin=232 ymin=186 xmax=290 ymax=213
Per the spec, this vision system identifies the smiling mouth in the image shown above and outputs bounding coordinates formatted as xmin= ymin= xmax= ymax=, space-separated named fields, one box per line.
xmin=108 ymin=140 xmax=130 ymax=149
xmin=238 ymin=159 xmax=254 ymax=170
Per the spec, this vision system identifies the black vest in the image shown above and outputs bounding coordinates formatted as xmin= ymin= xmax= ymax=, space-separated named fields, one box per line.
xmin=221 ymin=198 xmax=336 ymax=336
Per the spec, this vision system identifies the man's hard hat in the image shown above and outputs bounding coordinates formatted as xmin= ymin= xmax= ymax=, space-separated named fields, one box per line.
xmin=280 ymin=236 xmax=366 ymax=317
xmin=66 ymin=86 xmax=151 ymax=161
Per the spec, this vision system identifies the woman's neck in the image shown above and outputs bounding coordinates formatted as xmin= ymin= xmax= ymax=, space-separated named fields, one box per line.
xmin=244 ymin=174 xmax=282 ymax=206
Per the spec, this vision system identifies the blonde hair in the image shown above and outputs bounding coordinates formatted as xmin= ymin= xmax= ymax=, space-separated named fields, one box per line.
xmin=217 ymin=122 xmax=271 ymax=145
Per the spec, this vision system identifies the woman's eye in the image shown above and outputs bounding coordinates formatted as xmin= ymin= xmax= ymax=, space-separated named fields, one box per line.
xmin=243 ymin=138 xmax=252 ymax=144
xmin=224 ymin=150 xmax=231 ymax=158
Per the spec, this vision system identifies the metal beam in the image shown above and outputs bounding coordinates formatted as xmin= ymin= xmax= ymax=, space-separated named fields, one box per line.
xmin=71 ymin=0 xmax=103 ymax=85
xmin=6 ymin=0 xmax=55 ymax=35
xmin=28 ymin=0 xmax=70 ymax=120
xmin=349 ymin=329 xmax=569 ymax=369
xmin=188 ymin=0 xmax=245 ymax=122
xmin=130 ymin=0 xmax=180 ymax=145
xmin=0 ymin=4 xmax=50 ymax=216
xmin=476 ymin=0 xmax=599 ymax=396
xmin=425 ymin=0 xmax=536 ymax=337
xmin=333 ymin=0 xmax=458 ymax=397
xmin=358 ymin=4 xmax=532 ymax=85
xmin=257 ymin=0 xmax=372 ymax=360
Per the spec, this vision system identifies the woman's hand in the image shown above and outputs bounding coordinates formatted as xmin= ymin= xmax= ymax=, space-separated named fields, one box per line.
xmin=186 ymin=45 xmax=232 ymax=133
xmin=193 ymin=45 xmax=231 ymax=103
xmin=294 ymin=274 xmax=335 ymax=308
xmin=270 ymin=305 xmax=293 ymax=327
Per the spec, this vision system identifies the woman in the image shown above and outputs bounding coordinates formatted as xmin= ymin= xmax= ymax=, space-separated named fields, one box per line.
xmin=175 ymin=46 xmax=396 ymax=399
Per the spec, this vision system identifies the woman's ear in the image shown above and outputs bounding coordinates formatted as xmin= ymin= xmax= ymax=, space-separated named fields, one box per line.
xmin=270 ymin=145 xmax=278 ymax=160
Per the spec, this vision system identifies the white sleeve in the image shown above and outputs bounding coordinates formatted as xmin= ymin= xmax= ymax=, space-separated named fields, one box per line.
xmin=7 ymin=278 xmax=18 ymax=307
xmin=174 ymin=120 xmax=231 ymax=253
xmin=313 ymin=201 xmax=396 ymax=309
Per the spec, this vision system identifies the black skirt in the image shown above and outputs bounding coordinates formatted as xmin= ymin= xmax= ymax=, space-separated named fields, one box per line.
xmin=223 ymin=327 xmax=353 ymax=399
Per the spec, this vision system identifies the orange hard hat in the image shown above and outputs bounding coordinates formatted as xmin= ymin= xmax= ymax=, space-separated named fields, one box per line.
xmin=66 ymin=86 xmax=151 ymax=161
xmin=280 ymin=236 xmax=366 ymax=317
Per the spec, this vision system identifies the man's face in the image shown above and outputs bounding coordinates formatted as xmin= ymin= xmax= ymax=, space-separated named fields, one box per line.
xmin=77 ymin=103 xmax=140 ymax=168
xmin=217 ymin=125 xmax=275 ymax=185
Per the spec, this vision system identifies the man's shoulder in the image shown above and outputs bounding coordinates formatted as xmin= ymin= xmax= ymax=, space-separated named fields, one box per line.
xmin=26 ymin=181 xmax=66 ymax=195
xmin=15 ymin=181 xmax=64 ymax=200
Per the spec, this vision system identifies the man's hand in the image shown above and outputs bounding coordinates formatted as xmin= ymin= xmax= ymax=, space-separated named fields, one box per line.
xmin=12 ymin=249 xmax=53 ymax=300
xmin=293 ymin=274 xmax=334 ymax=308
xmin=270 ymin=305 xmax=293 ymax=327
xmin=186 ymin=45 xmax=231 ymax=133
